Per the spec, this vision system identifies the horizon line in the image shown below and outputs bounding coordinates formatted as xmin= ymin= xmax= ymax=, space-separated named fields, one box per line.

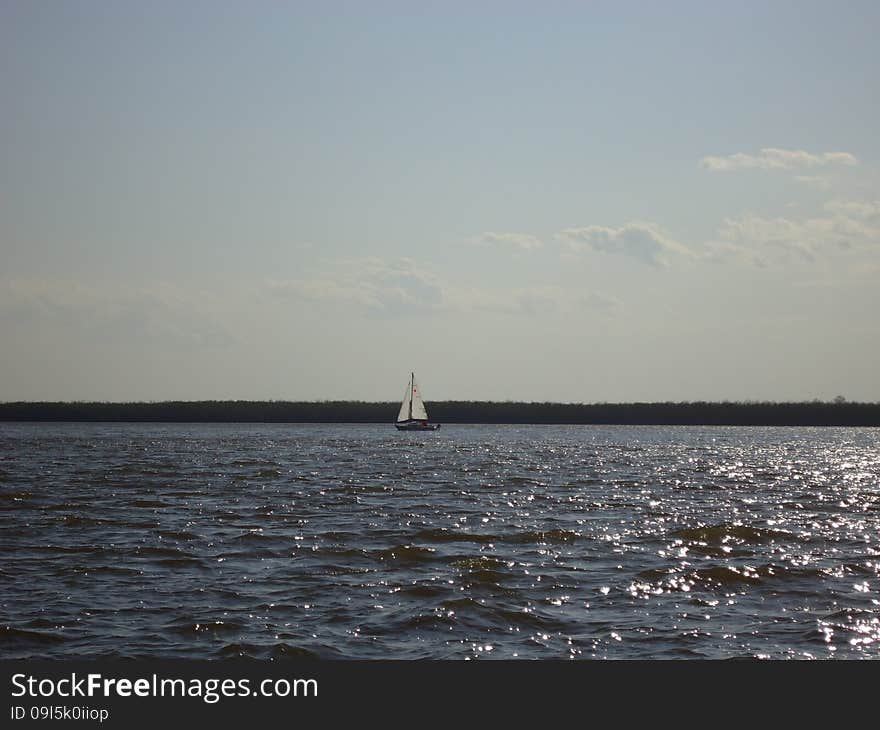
xmin=1 ymin=398 xmax=876 ymax=406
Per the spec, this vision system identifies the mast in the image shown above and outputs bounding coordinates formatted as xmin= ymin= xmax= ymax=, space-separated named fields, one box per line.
xmin=409 ymin=372 xmax=413 ymax=420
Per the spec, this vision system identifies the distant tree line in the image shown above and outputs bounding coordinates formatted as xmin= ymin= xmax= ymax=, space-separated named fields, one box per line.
xmin=1 ymin=400 xmax=879 ymax=426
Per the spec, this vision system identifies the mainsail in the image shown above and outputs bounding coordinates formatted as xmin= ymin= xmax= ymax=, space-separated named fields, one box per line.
xmin=397 ymin=373 xmax=429 ymax=422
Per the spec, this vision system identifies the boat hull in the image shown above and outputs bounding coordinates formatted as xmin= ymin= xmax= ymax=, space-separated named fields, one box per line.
xmin=394 ymin=420 xmax=441 ymax=431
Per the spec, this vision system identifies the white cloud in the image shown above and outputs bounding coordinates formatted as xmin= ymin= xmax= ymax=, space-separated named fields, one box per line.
xmin=268 ymin=258 xmax=620 ymax=318
xmin=557 ymin=222 xmax=692 ymax=266
xmin=713 ymin=216 xmax=819 ymax=263
xmin=460 ymin=286 xmax=562 ymax=315
xmin=700 ymin=148 xmax=859 ymax=172
xmin=268 ymin=258 xmax=446 ymax=315
xmin=823 ymin=199 xmax=880 ymax=219
xmin=470 ymin=231 xmax=543 ymax=250
xmin=706 ymin=207 xmax=880 ymax=266
xmin=822 ymin=152 xmax=860 ymax=166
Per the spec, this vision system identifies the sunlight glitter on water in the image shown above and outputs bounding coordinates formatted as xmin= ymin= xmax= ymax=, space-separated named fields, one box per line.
xmin=1 ymin=423 xmax=879 ymax=659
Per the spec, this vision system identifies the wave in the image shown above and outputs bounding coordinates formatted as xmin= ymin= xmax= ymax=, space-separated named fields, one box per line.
xmin=436 ymin=597 xmax=569 ymax=632
xmin=132 ymin=499 xmax=169 ymax=509
xmin=217 ymin=642 xmax=338 ymax=660
xmin=413 ymin=528 xmax=496 ymax=544
xmin=507 ymin=528 xmax=581 ymax=544
xmin=670 ymin=523 xmax=796 ymax=545
xmin=374 ymin=545 xmax=437 ymax=563
xmin=164 ymin=618 xmax=244 ymax=636
xmin=0 ymin=626 xmax=66 ymax=645
xmin=157 ymin=529 xmax=199 ymax=541
xmin=398 ymin=583 xmax=449 ymax=598
xmin=53 ymin=514 xmax=104 ymax=527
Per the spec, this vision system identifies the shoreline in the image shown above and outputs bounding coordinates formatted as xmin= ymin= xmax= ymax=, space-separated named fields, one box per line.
xmin=1 ymin=400 xmax=878 ymax=426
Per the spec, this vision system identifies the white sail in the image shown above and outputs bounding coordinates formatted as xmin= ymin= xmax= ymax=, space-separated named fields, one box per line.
xmin=396 ymin=373 xmax=429 ymax=422
xmin=397 ymin=381 xmax=412 ymax=422
xmin=410 ymin=377 xmax=429 ymax=420
xmin=394 ymin=373 xmax=440 ymax=430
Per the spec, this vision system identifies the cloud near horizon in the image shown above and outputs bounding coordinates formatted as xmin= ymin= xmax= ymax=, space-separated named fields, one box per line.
xmin=470 ymin=231 xmax=543 ymax=251
xmin=464 ymin=285 xmax=621 ymax=317
xmin=268 ymin=258 xmax=446 ymax=315
xmin=823 ymin=199 xmax=880 ymax=218
xmin=268 ymin=257 xmax=620 ymax=318
xmin=557 ymin=223 xmax=692 ymax=267
xmin=700 ymin=148 xmax=859 ymax=172
xmin=706 ymin=202 xmax=880 ymax=266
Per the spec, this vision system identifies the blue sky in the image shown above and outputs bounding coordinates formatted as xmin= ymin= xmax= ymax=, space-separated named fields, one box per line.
xmin=2 ymin=1 xmax=878 ymax=402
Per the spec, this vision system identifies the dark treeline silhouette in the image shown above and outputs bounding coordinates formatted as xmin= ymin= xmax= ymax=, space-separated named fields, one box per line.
xmin=1 ymin=400 xmax=879 ymax=426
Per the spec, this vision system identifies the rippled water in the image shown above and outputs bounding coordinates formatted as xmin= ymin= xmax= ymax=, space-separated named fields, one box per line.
xmin=1 ymin=423 xmax=878 ymax=659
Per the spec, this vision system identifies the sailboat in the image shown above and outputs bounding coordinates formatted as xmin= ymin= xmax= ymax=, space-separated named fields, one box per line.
xmin=395 ymin=373 xmax=441 ymax=431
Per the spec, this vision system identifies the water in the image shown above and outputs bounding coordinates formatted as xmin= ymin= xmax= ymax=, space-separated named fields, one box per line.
xmin=1 ymin=423 xmax=878 ymax=659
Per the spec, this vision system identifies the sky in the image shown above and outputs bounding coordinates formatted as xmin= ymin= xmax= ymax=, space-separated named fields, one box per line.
xmin=1 ymin=1 xmax=878 ymax=403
